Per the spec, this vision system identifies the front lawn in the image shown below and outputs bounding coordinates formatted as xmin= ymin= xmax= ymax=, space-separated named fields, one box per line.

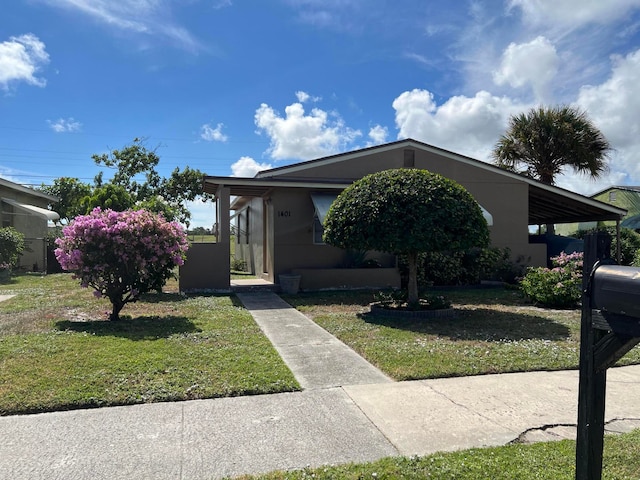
xmin=0 ymin=274 xmax=299 ymax=415
xmin=234 ymin=428 xmax=640 ymax=479
xmin=283 ymin=288 xmax=640 ymax=380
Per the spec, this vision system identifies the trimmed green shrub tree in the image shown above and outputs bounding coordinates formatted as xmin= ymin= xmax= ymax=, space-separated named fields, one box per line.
xmin=323 ymin=168 xmax=490 ymax=306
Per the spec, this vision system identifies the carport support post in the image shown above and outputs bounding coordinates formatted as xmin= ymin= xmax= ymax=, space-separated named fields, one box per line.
xmin=216 ymin=185 xmax=231 ymax=280
xmin=575 ymin=232 xmax=611 ymax=480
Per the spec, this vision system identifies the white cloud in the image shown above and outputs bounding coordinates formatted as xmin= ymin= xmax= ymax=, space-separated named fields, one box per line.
xmin=510 ymin=0 xmax=640 ymax=27
xmin=39 ymin=0 xmax=203 ymax=52
xmin=392 ymin=88 xmax=525 ymax=160
xmin=231 ymin=156 xmax=273 ymax=177
xmin=493 ymin=36 xmax=559 ymax=102
xmin=575 ymin=48 xmax=640 ymax=188
xmin=200 ymin=123 xmax=228 ymax=142
xmin=367 ymin=125 xmax=388 ymax=145
xmin=0 ymin=34 xmax=49 ymax=91
xmin=47 ymin=117 xmax=82 ymax=133
xmin=254 ymin=98 xmax=362 ymax=160
xmin=296 ymin=90 xmax=321 ymax=103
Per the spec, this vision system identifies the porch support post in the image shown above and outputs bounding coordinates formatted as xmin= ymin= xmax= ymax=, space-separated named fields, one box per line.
xmin=216 ymin=185 xmax=231 ymax=284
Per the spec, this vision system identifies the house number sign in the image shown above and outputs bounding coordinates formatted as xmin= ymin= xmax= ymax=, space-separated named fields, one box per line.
xmin=278 ymin=210 xmax=292 ymax=218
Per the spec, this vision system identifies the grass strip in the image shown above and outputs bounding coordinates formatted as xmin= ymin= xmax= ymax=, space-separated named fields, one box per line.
xmin=283 ymin=288 xmax=640 ymax=380
xmin=234 ymin=428 xmax=640 ymax=479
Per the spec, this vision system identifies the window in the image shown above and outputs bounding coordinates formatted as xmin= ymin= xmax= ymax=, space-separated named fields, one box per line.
xmin=609 ymin=191 xmax=617 ymax=203
xmin=313 ymin=213 xmax=325 ymax=244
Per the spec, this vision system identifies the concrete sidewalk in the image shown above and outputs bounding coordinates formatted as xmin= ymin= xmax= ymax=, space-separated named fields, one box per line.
xmin=1 ymin=367 xmax=640 ymax=480
xmin=1 ymin=291 xmax=640 ymax=480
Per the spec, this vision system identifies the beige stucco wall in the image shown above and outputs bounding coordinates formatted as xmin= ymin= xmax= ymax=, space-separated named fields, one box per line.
xmin=235 ymin=188 xmax=399 ymax=283
xmin=0 ymin=186 xmax=54 ymax=272
xmin=179 ymin=243 xmax=230 ymax=292
xmin=265 ymin=147 xmax=546 ymax=267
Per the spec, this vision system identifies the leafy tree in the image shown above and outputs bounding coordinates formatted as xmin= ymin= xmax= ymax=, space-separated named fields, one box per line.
xmin=55 ymin=208 xmax=189 ymax=321
xmin=91 ymin=139 xmax=210 ymax=225
xmin=39 ymin=177 xmax=92 ymax=224
xmin=0 ymin=227 xmax=25 ymax=270
xmin=47 ymin=139 xmax=211 ymax=225
xmin=81 ymin=184 xmax=135 ymax=213
xmin=492 ymin=106 xmax=611 ymax=185
xmin=92 ymin=138 xmax=162 ymax=200
xmin=323 ymin=169 xmax=490 ymax=306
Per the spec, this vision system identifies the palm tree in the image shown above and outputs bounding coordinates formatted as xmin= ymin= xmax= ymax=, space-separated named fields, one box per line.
xmin=493 ymin=106 xmax=611 ymax=185
xmin=492 ymin=106 xmax=611 ymax=234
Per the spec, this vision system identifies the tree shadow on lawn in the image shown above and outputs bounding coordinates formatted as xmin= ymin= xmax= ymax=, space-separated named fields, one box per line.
xmin=359 ymin=308 xmax=572 ymax=342
xmin=138 ymin=291 xmax=188 ymax=304
xmin=55 ymin=315 xmax=201 ymax=340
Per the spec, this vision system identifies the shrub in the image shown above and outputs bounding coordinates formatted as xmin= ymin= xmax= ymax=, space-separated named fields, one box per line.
xmin=399 ymin=247 xmax=524 ymax=287
xmin=231 ymin=257 xmax=247 ymax=272
xmin=520 ymin=252 xmax=583 ymax=308
xmin=55 ymin=208 xmax=189 ymax=320
xmin=0 ymin=227 xmax=25 ymax=270
xmin=573 ymin=227 xmax=640 ymax=266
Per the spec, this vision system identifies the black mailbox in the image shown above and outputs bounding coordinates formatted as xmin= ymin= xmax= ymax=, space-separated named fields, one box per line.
xmin=592 ymin=265 xmax=640 ymax=318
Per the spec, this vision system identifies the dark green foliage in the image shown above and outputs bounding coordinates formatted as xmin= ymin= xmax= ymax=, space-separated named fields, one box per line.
xmin=324 ymin=169 xmax=489 ymax=254
xmin=231 ymin=257 xmax=248 ymax=271
xmin=0 ymin=227 xmax=25 ymax=269
xmin=323 ymin=169 xmax=490 ymax=305
xmin=39 ymin=177 xmax=92 ymax=223
xmin=81 ymin=184 xmax=135 ymax=213
xmin=398 ymin=247 xmax=525 ymax=287
xmin=573 ymin=226 xmax=640 ymax=266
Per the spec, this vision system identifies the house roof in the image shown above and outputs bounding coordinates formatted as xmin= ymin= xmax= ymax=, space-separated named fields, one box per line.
xmin=204 ymin=139 xmax=626 ymax=225
xmin=0 ymin=177 xmax=59 ymax=203
xmin=589 ymin=185 xmax=640 ymax=198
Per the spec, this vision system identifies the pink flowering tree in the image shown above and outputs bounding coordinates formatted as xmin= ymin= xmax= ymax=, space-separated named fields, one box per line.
xmin=55 ymin=208 xmax=189 ymax=321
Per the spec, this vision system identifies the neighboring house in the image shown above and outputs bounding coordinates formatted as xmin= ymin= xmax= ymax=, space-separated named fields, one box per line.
xmin=180 ymin=139 xmax=625 ymax=292
xmin=0 ymin=178 xmax=60 ymax=272
xmin=556 ymin=186 xmax=640 ymax=235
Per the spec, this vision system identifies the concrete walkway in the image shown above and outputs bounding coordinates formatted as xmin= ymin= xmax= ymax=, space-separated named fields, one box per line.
xmin=1 ymin=292 xmax=640 ymax=480
xmin=236 ymin=292 xmax=391 ymax=389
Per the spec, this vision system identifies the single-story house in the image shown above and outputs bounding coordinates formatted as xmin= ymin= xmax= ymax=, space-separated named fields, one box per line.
xmin=0 ymin=177 xmax=60 ymax=272
xmin=180 ymin=139 xmax=626 ymax=292
xmin=556 ymin=185 xmax=640 ymax=235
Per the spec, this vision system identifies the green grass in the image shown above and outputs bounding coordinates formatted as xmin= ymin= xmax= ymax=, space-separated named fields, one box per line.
xmin=282 ymin=288 xmax=640 ymax=380
xmin=233 ymin=428 xmax=640 ymax=479
xmin=0 ymin=274 xmax=299 ymax=415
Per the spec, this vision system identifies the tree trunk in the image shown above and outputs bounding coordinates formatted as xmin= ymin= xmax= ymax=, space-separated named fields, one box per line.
xmin=407 ymin=251 xmax=419 ymax=306
xmin=109 ymin=298 xmax=125 ymax=321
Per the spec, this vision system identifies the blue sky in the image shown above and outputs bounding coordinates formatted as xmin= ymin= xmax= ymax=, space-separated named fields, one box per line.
xmin=2 ymin=0 xmax=640 ymax=227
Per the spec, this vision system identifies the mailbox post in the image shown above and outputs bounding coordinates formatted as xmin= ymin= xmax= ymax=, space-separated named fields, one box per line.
xmin=575 ymin=232 xmax=640 ymax=480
